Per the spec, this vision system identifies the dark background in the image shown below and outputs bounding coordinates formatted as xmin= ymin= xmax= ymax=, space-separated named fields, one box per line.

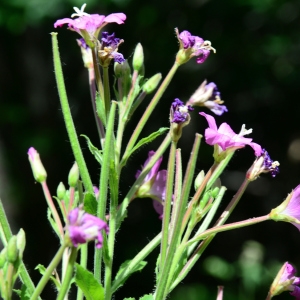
xmin=1 ymin=0 xmax=300 ymax=299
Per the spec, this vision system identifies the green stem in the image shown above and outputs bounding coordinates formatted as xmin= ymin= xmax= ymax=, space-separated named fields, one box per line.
xmin=94 ymin=102 xmax=116 ymax=281
xmin=31 ymin=242 xmax=68 ymax=300
xmin=103 ymin=66 xmax=111 ymax=117
xmin=88 ymin=67 xmax=105 ymax=148
xmin=121 ymin=62 xmax=179 ymax=165
xmin=0 ymin=198 xmax=38 ymax=298
xmin=41 ymin=181 xmax=64 ymax=238
xmin=111 ymin=232 xmax=162 ymax=293
xmin=188 ymin=215 xmax=269 ymax=245
xmin=92 ymin=48 xmax=104 ymax=101
xmin=51 ymin=32 xmax=93 ymax=193
xmin=170 ymin=176 xmax=252 ymax=292
xmin=57 ymin=247 xmax=78 ymax=300
xmin=76 ymin=245 xmax=87 ymax=300
xmin=160 ymin=142 xmax=177 ymax=272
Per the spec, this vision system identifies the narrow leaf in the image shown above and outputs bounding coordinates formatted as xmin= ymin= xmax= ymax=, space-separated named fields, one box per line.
xmin=75 ymin=263 xmax=104 ymax=300
xmin=35 ymin=264 xmax=60 ymax=290
xmin=112 ymin=260 xmax=147 ymax=292
xmin=81 ymin=135 xmax=103 ymax=165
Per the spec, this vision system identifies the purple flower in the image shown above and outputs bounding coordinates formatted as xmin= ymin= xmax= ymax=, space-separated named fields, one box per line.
xmin=269 ymin=262 xmax=300 ymax=299
xmin=187 ymin=80 xmax=228 ymax=116
xmin=135 ymin=151 xmax=167 ymax=218
xmin=270 ymin=185 xmax=300 ymax=231
xmin=247 ymin=149 xmax=280 ymax=181
xmin=171 ymin=98 xmax=194 ymax=124
xmin=176 ymin=28 xmax=215 ymax=65
xmin=98 ymin=32 xmax=125 ymax=65
xmin=54 ymin=4 xmax=126 ymax=47
xmin=200 ymin=112 xmax=262 ymax=157
xmin=67 ymin=207 xmax=109 ymax=248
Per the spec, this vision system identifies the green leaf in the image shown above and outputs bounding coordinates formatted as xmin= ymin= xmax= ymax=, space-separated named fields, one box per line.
xmin=95 ymin=91 xmax=106 ymax=125
xmin=35 ymin=264 xmax=61 ymax=290
xmin=139 ymin=294 xmax=154 ymax=300
xmin=74 ymin=263 xmax=104 ymax=300
xmin=123 ymin=127 xmax=169 ymax=166
xmin=83 ymin=193 xmax=97 ymax=216
xmin=81 ymin=135 xmax=103 ymax=165
xmin=13 ymin=284 xmax=30 ymax=300
xmin=123 ymin=298 xmax=135 ymax=300
xmin=112 ymin=260 xmax=147 ymax=293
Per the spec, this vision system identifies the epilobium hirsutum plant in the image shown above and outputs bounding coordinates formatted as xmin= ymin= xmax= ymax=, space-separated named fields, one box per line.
xmin=2 ymin=3 xmax=300 ymax=300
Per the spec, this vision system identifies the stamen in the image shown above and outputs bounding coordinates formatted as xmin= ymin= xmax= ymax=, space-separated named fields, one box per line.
xmin=202 ymin=40 xmax=216 ymax=53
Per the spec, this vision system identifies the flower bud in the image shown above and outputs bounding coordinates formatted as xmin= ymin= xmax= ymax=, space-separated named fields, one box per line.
xmin=194 ymin=170 xmax=205 ymax=191
xmin=16 ymin=229 xmax=26 ymax=260
xmin=6 ymin=236 xmax=18 ymax=263
xmin=27 ymin=147 xmax=47 ymax=183
xmin=0 ymin=248 xmax=7 ymax=269
xmin=68 ymin=162 xmax=79 ymax=187
xmin=132 ymin=43 xmax=144 ymax=71
xmin=57 ymin=182 xmax=67 ymax=200
xmin=114 ymin=60 xmax=131 ymax=78
xmin=142 ymin=73 xmax=162 ymax=94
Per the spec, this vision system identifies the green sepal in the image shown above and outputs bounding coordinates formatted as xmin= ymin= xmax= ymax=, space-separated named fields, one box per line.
xmin=95 ymin=91 xmax=106 ymax=126
xmin=83 ymin=193 xmax=97 ymax=216
xmin=81 ymin=135 xmax=103 ymax=165
xmin=74 ymin=263 xmax=104 ymax=300
xmin=13 ymin=284 xmax=30 ymax=300
xmin=47 ymin=208 xmax=61 ymax=240
xmin=122 ymin=128 xmax=169 ymax=166
xmin=112 ymin=260 xmax=147 ymax=293
xmin=123 ymin=298 xmax=135 ymax=300
xmin=35 ymin=264 xmax=61 ymax=290
xmin=139 ymin=294 xmax=154 ymax=300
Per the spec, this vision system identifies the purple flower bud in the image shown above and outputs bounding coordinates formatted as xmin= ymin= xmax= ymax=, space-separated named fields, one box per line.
xmin=170 ymin=98 xmax=193 ymax=124
xmin=67 ymin=207 xmax=109 ymax=248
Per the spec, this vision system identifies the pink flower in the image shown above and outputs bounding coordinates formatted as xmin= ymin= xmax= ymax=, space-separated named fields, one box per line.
xmin=270 ymin=185 xmax=300 ymax=231
xmin=67 ymin=206 xmax=109 ymax=248
xmin=268 ymin=262 xmax=300 ymax=299
xmin=54 ymin=4 xmax=126 ymax=47
xmin=135 ymin=151 xmax=167 ymax=218
xmin=200 ymin=112 xmax=262 ymax=157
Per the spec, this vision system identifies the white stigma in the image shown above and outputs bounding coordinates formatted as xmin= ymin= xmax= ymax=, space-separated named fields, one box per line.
xmin=239 ymin=124 xmax=253 ymax=136
xmin=71 ymin=3 xmax=90 ymax=18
